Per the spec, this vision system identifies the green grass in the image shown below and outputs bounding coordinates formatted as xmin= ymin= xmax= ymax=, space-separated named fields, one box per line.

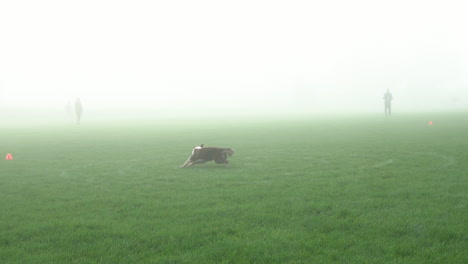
xmin=0 ymin=113 xmax=467 ymax=263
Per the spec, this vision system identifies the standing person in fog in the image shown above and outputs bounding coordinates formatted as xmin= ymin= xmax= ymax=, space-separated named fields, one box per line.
xmin=75 ymin=98 xmax=83 ymax=124
xmin=383 ymin=89 xmax=393 ymax=116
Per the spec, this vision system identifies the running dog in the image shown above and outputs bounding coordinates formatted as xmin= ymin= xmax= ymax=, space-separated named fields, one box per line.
xmin=180 ymin=144 xmax=234 ymax=168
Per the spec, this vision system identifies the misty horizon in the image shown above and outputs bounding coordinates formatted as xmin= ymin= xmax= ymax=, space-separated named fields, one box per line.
xmin=1 ymin=0 xmax=468 ymax=119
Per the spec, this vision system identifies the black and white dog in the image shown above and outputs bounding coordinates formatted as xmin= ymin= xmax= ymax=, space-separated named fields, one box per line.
xmin=180 ymin=144 xmax=234 ymax=168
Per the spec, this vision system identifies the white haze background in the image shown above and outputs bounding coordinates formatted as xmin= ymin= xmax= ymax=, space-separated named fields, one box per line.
xmin=1 ymin=0 xmax=467 ymax=120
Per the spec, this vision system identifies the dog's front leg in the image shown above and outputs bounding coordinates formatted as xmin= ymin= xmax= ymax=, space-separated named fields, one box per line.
xmin=180 ymin=156 xmax=193 ymax=168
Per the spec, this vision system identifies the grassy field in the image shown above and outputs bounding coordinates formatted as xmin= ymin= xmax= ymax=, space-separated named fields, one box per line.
xmin=0 ymin=113 xmax=467 ymax=263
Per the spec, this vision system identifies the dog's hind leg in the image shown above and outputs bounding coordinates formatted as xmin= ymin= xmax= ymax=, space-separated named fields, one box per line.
xmin=215 ymin=157 xmax=229 ymax=164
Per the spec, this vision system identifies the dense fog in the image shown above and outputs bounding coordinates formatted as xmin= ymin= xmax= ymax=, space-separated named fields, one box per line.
xmin=1 ymin=0 xmax=467 ymax=123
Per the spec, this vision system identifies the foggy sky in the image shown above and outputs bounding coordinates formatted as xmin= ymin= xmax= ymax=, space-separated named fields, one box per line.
xmin=1 ymin=0 xmax=467 ymax=118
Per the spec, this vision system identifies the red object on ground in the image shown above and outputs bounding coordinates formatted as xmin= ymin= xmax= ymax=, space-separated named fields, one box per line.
xmin=5 ymin=153 xmax=13 ymax=160
xmin=428 ymin=121 xmax=433 ymax=125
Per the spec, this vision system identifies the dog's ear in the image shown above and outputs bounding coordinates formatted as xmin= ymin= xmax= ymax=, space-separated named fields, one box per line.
xmin=200 ymin=144 xmax=204 ymax=148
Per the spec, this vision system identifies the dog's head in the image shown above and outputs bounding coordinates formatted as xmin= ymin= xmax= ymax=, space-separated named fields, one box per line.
xmin=224 ymin=148 xmax=234 ymax=156
xmin=191 ymin=144 xmax=204 ymax=155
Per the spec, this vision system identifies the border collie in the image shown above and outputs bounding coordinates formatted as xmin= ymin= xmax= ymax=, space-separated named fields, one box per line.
xmin=180 ymin=144 xmax=234 ymax=168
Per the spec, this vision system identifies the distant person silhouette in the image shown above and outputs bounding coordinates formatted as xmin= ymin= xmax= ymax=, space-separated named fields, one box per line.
xmin=383 ymin=89 xmax=393 ymax=116
xmin=75 ymin=98 xmax=83 ymax=124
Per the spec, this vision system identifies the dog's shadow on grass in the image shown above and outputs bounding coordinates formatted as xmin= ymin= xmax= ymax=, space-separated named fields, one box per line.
xmin=178 ymin=164 xmax=236 ymax=170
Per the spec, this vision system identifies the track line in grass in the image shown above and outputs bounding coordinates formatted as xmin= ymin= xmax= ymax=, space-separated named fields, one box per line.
xmin=69 ymin=159 xmax=141 ymax=169
xmin=117 ymin=165 xmax=134 ymax=175
xmin=373 ymin=159 xmax=394 ymax=168
xmin=420 ymin=152 xmax=456 ymax=167
xmin=59 ymin=170 xmax=70 ymax=178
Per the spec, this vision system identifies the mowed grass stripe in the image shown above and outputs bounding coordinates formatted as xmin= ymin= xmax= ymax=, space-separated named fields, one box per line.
xmin=0 ymin=113 xmax=467 ymax=263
